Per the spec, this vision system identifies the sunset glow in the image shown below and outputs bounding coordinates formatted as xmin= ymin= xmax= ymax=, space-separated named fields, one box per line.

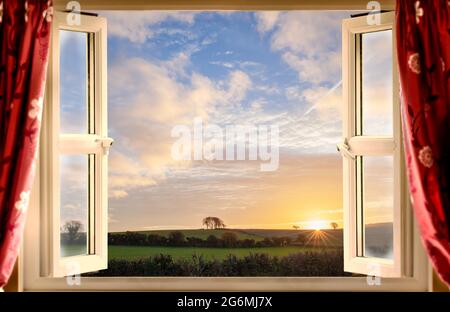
xmin=304 ymin=220 xmax=329 ymax=231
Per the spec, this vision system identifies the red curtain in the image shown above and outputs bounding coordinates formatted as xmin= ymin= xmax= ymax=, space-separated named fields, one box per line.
xmin=396 ymin=0 xmax=450 ymax=286
xmin=0 ymin=0 xmax=52 ymax=287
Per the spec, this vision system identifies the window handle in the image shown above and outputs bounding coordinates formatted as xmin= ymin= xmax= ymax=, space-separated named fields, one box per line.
xmin=337 ymin=139 xmax=355 ymax=160
xmin=96 ymin=137 xmax=114 ymax=155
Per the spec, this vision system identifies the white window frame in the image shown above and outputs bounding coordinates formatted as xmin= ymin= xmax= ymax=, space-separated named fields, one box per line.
xmin=341 ymin=12 xmax=409 ymax=277
xmin=39 ymin=12 xmax=110 ymax=277
xmin=22 ymin=1 xmax=429 ymax=291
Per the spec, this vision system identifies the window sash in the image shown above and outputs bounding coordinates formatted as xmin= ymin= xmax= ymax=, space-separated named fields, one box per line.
xmin=40 ymin=12 xmax=109 ymax=277
xmin=341 ymin=12 xmax=409 ymax=278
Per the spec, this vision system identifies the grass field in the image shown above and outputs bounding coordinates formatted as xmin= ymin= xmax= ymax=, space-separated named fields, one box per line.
xmin=63 ymin=244 xmax=339 ymax=261
xmin=107 ymin=245 xmax=336 ymax=261
xmin=63 ymin=228 xmax=344 ymax=258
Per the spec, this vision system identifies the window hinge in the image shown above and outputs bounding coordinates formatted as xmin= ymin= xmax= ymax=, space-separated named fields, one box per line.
xmin=337 ymin=139 xmax=355 ymax=160
xmin=96 ymin=137 xmax=114 ymax=155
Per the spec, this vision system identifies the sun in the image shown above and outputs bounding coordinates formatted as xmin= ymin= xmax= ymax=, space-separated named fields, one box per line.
xmin=307 ymin=220 xmax=328 ymax=231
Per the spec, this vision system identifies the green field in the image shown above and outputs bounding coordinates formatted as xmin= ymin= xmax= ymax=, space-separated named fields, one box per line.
xmin=108 ymin=245 xmax=334 ymax=261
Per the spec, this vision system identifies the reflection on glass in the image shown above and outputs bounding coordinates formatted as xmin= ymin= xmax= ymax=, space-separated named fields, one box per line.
xmin=362 ymin=30 xmax=393 ymax=136
xmin=60 ymin=155 xmax=88 ymax=257
xmin=363 ymin=156 xmax=394 ymax=259
xmin=60 ymin=30 xmax=88 ymax=134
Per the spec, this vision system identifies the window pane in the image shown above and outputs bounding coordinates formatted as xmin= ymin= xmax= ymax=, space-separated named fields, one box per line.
xmin=60 ymin=155 xmax=88 ymax=257
xmin=361 ymin=30 xmax=393 ymax=136
xmin=60 ymin=30 xmax=88 ymax=134
xmin=362 ymin=156 xmax=394 ymax=259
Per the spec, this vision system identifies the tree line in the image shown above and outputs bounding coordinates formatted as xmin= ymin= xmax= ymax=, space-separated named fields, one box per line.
xmin=107 ymin=231 xmax=309 ymax=248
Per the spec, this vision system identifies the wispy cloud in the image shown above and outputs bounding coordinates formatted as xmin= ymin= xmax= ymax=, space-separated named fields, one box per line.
xmin=104 ymin=11 xmax=196 ymax=43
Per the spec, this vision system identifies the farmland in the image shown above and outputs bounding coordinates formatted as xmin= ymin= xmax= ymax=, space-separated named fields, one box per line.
xmin=67 ymin=225 xmax=390 ymax=276
xmin=108 ymin=245 xmax=336 ymax=261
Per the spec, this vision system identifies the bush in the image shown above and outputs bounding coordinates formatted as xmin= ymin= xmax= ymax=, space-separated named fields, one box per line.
xmin=168 ymin=231 xmax=186 ymax=246
xmin=88 ymin=250 xmax=349 ymax=277
xmin=221 ymin=232 xmax=238 ymax=247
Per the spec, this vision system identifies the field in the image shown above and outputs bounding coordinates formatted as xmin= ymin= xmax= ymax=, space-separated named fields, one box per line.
xmin=108 ymin=245 xmax=335 ymax=261
xmin=63 ymin=228 xmax=344 ymax=258
xmin=68 ymin=226 xmax=391 ymax=276
xmin=81 ymin=228 xmax=349 ymax=276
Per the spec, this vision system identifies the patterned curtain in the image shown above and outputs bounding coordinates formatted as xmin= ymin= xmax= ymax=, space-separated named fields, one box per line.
xmin=0 ymin=0 xmax=52 ymax=288
xmin=396 ymin=0 xmax=450 ymax=286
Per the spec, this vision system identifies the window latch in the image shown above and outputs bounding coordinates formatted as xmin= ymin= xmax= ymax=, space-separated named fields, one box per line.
xmin=96 ymin=137 xmax=114 ymax=155
xmin=337 ymin=139 xmax=355 ymax=160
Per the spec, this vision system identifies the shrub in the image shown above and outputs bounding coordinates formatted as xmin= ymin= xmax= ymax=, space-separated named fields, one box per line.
xmin=221 ymin=232 xmax=238 ymax=247
xmin=168 ymin=231 xmax=186 ymax=246
xmin=88 ymin=250 xmax=349 ymax=277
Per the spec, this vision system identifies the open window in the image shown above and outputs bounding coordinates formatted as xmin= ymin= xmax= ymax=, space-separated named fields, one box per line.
xmin=41 ymin=12 xmax=111 ymax=277
xmin=340 ymin=12 xmax=410 ymax=277
xmin=22 ymin=6 xmax=428 ymax=291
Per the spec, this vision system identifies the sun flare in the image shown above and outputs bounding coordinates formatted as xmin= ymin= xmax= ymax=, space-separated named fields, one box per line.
xmin=306 ymin=220 xmax=328 ymax=231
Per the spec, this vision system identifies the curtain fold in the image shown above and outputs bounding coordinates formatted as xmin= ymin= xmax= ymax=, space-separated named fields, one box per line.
xmin=0 ymin=0 xmax=52 ymax=287
xmin=396 ymin=0 xmax=450 ymax=286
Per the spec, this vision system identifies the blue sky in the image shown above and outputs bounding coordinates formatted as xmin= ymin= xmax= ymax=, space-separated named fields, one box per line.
xmin=60 ymin=11 xmax=394 ymax=233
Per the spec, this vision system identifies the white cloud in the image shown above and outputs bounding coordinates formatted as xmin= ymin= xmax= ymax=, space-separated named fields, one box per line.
xmin=255 ymin=11 xmax=346 ymax=85
xmin=110 ymin=190 xmax=129 ymax=199
xmin=270 ymin=12 xmax=342 ymax=57
xmin=255 ymin=12 xmax=280 ymax=34
xmin=104 ymin=11 xmax=196 ymax=43
xmin=209 ymin=61 xmax=235 ymax=68
xmin=226 ymin=70 xmax=252 ymax=104
xmin=282 ymin=50 xmax=341 ymax=84
xmin=108 ymin=54 xmax=255 ymax=198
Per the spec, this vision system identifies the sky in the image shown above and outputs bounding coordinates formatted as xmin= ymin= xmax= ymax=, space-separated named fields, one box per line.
xmin=59 ymin=11 xmax=394 ymax=233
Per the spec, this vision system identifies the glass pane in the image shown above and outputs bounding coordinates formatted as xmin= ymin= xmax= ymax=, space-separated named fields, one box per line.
xmin=60 ymin=155 xmax=88 ymax=257
xmin=361 ymin=30 xmax=393 ymax=136
xmin=363 ymin=156 xmax=394 ymax=259
xmin=60 ymin=30 xmax=88 ymax=134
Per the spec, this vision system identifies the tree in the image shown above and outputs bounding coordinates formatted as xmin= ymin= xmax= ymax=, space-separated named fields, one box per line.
xmin=292 ymin=225 xmax=300 ymax=230
xmin=206 ymin=234 xmax=219 ymax=247
xmin=168 ymin=231 xmax=185 ymax=246
xmin=63 ymin=220 xmax=82 ymax=243
xmin=295 ymin=233 xmax=307 ymax=245
xmin=221 ymin=232 xmax=238 ymax=247
xmin=211 ymin=217 xmax=226 ymax=229
xmin=202 ymin=217 xmax=214 ymax=229
xmin=330 ymin=222 xmax=339 ymax=230
xmin=202 ymin=216 xmax=226 ymax=229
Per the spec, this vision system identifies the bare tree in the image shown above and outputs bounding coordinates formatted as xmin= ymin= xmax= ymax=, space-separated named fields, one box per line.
xmin=63 ymin=220 xmax=82 ymax=243
xmin=330 ymin=222 xmax=339 ymax=230
xmin=292 ymin=225 xmax=300 ymax=230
